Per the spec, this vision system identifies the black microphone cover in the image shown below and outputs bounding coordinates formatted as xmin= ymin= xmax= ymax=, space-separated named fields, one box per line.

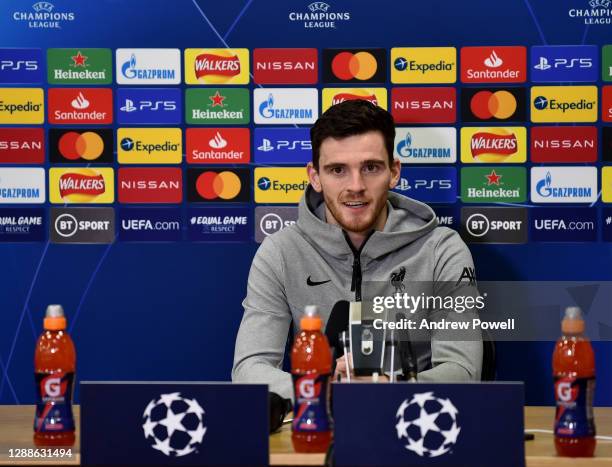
xmin=324 ymin=300 xmax=350 ymax=354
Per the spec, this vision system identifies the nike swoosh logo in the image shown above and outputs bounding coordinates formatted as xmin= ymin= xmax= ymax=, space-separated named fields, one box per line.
xmin=307 ymin=276 xmax=331 ymax=286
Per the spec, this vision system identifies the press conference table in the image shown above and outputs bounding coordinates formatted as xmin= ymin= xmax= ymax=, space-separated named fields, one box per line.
xmin=0 ymin=406 xmax=611 ymax=466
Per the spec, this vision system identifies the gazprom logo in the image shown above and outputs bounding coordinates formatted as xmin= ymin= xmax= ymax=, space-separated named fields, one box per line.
xmin=396 ymin=131 xmax=413 ymax=155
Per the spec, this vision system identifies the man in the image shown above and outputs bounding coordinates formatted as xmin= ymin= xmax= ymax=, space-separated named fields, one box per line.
xmin=232 ymin=100 xmax=482 ymax=402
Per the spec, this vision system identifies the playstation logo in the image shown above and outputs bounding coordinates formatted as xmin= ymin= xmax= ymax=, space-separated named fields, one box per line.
xmin=257 ymin=139 xmax=274 ymax=152
xmin=533 ymin=96 xmax=548 ymax=110
xmin=120 ymin=99 xmax=137 ymax=113
xmin=120 ymin=137 xmax=135 ymax=151
xmin=257 ymin=177 xmax=272 ymax=190
xmin=394 ymin=57 xmax=408 ymax=71
xmin=534 ymin=57 xmax=551 ymax=71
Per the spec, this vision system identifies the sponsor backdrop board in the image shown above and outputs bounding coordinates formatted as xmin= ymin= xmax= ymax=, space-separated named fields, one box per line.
xmin=0 ymin=0 xmax=611 ymax=409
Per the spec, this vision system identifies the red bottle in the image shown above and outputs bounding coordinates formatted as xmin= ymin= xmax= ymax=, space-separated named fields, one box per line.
xmin=34 ymin=305 xmax=76 ymax=447
xmin=553 ymin=306 xmax=595 ymax=457
xmin=291 ymin=305 xmax=333 ymax=453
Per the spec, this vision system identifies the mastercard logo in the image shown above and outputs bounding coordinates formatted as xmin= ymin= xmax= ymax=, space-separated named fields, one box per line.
xmin=331 ymin=51 xmax=378 ymax=81
xmin=58 ymin=131 xmax=105 ymax=160
xmin=196 ymin=171 xmax=242 ymax=200
xmin=470 ymin=90 xmax=517 ymax=120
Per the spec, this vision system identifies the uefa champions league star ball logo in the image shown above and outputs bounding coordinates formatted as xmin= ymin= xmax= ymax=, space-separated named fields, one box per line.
xmin=142 ymin=392 xmax=207 ymax=457
xmin=395 ymin=391 xmax=461 ymax=457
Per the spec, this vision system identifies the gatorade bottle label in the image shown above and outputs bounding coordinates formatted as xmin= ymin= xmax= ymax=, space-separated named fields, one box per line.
xmin=554 ymin=376 xmax=596 ymax=438
xmin=34 ymin=371 xmax=75 ymax=433
xmin=292 ymin=373 xmax=331 ymax=432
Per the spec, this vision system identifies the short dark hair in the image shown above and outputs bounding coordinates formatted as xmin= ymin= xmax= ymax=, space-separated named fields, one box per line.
xmin=310 ymin=99 xmax=395 ymax=170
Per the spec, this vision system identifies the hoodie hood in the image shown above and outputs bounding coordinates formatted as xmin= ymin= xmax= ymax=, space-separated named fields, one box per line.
xmin=297 ymin=185 xmax=438 ymax=260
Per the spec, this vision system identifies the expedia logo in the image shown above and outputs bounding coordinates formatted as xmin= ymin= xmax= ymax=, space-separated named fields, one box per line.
xmin=0 ymin=88 xmax=44 ymax=124
xmin=117 ymin=128 xmax=182 ymax=164
xmin=254 ymin=167 xmax=310 ymax=203
xmin=391 ymin=47 xmax=456 ymax=84
xmin=533 ymin=96 xmax=595 ymax=112
xmin=530 ymin=86 xmax=598 ymax=123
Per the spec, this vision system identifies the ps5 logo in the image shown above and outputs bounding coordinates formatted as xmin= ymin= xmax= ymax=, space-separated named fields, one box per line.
xmin=120 ymin=99 xmax=177 ymax=113
xmin=534 ymin=57 xmax=593 ymax=70
xmin=257 ymin=138 xmax=311 ymax=152
xmin=396 ymin=178 xmax=453 ymax=191
xmin=0 ymin=60 xmax=38 ymax=71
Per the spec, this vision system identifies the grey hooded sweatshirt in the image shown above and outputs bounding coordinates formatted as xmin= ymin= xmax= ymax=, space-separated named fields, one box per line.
xmin=232 ymin=186 xmax=483 ymax=400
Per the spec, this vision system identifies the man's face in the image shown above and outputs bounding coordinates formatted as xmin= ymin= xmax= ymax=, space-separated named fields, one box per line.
xmin=307 ymin=131 xmax=401 ymax=235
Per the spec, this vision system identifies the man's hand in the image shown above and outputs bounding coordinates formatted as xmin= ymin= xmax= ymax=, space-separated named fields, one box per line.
xmin=333 ymin=354 xmax=389 ymax=382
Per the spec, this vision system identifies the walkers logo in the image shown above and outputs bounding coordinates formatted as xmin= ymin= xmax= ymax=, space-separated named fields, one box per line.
xmin=568 ymin=0 xmax=612 ymax=25
xmin=392 ymin=167 xmax=457 ymax=203
xmin=185 ymin=48 xmax=249 ymax=85
xmin=254 ymin=167 xmax=309 ymax=203
xmin=254 ymin=128 xmax=311 ymax=164
xmin=461 ymin=87 xmax=526 ymax=122
xmin=390 ymin=47 xmax=457 ymax=84
xmin=186 ymin=128 xmax=250 ymax=164
xmin=394 ymin=127 xmax=456 ymax=163
xmin=531 ymin=126 xmax=597 ymax=163
xmin=254 ymin=88 xmax=318 ymax=124
xmin=603 ymin=86 xmax=612 ymax=122
xmin=116 ymin=49 xmax=181 ymax=85
xmin=460 ymin=127 xmax=526 ymax=163
xmin=11 ymin=2 xmax=76 ymax=29
xmin=460 ymin=167 xmax=527 ymax=203
xmin=604 ymin=127 xmax=612 ymax=161
xmin=602 ymin=166 xmax=612 ymax=202
xmin=322 ymin=49 xmax=386 ymax=84
xmin=531 ymin=167 xmax=597 ymax=203
xmin=47 ymin=48 xmax=112 ymax=84
xmin=531 ymin=208 xmax=597 ymax=242
xmin=604 ymin=45 xmax=612 ymax=81
xmin=0 ymin=208 xmax=45 ymax=242
xmin=530 ymin=86 xmax=597 ymax=123
xmin=188 ymin=168 xmax=250 ymax=203
xmin=391 ymin=87 xmax=456 ymax=124
xmin=253 ymin=48 xmax=318 ymax=84
xmin=321 ymin=88 xmax=387 ymax=112
xmin=461 ymin=207 xmax=527 ymax=244
xmin=531 ymin=45 xmax=598 ymax=82
xmin=49 ymin=129 xmax=113 ymax=163
xmin=255 ymin=206 xmax=298 ymax=243
xmin=0 ymin=48 xmax=43 ymax=83
xmin=49 ymin=168 xmax=114 ymax=204
xmin=50 ymin=207 xmax=114 ymax=244
xmin=0 ymin=168 xmax=45 ymax=203
xmin=0 ymin=128 xmax=44 ymax=163
xmin=119 ymin=207 xmax=181 ymax=242
xmin=460 ymin=46 xmax=526 ymax=83
xmin=185 ymin=88 xmax=250 ymax=125
xmin=48 ymin=88 xmax=113 ymax=124
xmin=118 ymin=168 xmax=183 ymax=204
xmin=288 ymin=2 xmax=351 ymax=29
xmin=0 ymin=88 xmax=44 ymax=124
xmin=117 ymin=128 xmax=182 ymax=164
xmin=116 ymin=88 xmax=181 ymax=125
xmin=188 ymin=207 xmax=251 ymax=241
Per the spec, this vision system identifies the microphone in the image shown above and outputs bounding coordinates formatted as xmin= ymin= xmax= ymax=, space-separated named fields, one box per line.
xmin=396 ymin=313 xmax=417 ymax=382
xmin=324 ymin=300 xmax=350 ymax=360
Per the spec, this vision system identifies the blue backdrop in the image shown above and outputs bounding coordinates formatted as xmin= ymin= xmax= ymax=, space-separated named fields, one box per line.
xmin=0 ymin=0 xmax=610 ymax=407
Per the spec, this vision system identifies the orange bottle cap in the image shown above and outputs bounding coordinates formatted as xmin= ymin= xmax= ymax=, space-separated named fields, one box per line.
xmin=561 ymin=307 xmax=585 ymax=334
xmin=301 ymin=305 xmax=322 ymax=331
xmin=44 ymin=316 xmax=66 ymax=330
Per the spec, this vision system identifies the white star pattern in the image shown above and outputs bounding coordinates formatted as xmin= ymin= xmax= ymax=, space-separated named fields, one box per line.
xmin=395 ymin=392 xmax=461 ymax=458
xmin=151 ymin=436 xmax=173 ymax=456
xmin=405 ymin=436 xmax=427 ymax=456
xmin=412 ymin=407 xmax=440 ymax=438
xmin=159 ymin=392 xmax=182 ymax=407
xmin=190 ymin=424 xmax=207 ymax=444
xmin=142 ymin=417 xmax=157 ymax=439
xmin=185 ymin=397 xmax=205 ymax=418
xmin=143 ymin=399 xmax=156 ymax=418
xmin=158 ymin=408 xmax=185 ymax=437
